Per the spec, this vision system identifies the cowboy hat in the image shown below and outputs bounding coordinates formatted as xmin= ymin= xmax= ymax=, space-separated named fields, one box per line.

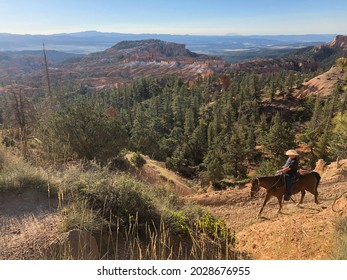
xmin=285 ymin=149 xmax=299 ymax=156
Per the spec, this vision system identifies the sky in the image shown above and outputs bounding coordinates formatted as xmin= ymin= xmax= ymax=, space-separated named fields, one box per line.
xmin=0 ymin=0 xmax=346 ymax=36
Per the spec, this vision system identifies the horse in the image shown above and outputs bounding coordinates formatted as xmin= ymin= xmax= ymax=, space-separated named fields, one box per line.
xmin=250 ymin=171 xmax=321 ymax=216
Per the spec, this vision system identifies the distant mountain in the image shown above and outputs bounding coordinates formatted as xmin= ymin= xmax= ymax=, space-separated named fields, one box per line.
xmin=231 ymin=35 xmax=347 ymax=73
xmin=1 ymin=36 xmax=346 ymax=90
xmin=39 ymin=39 xmax=224 ymax=87
xmin=0 ymin=31 xmax=337 ymax=56
xmin=8 ymin=50 xmax=81 ymax=63
xmin=288 ymin=35 xmax=347 ymax=69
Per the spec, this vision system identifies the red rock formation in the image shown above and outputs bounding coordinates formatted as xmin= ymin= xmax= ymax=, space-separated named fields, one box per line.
xmin=327 ymin=35 xmax=347 ymax=49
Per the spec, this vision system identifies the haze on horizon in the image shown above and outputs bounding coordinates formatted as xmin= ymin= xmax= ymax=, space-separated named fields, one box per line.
xmin=0 ymin=0 xmax=346 ymax=36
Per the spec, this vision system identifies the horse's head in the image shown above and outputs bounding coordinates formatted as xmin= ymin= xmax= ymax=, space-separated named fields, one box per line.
xmin=250 ymin=178 xmax=260 ymax=197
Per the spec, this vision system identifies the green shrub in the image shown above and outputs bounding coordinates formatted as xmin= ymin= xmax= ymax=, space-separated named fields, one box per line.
xmin=39 ymin=100 xmax=128 ymax=163
xmin=195 ymin=213 xmax=235 ymax=243
xmin=167 ymin=205 xmax=235 ymax=246
xmin=131 ymin=153 xmax=146 ymax=168
xmin=42 ymin=159 xmax=237 ymax=260
xmin=59 ymin=168 xmax=159 ymax=228
xmin=149 ymin=185 xmax=184 ymax=212
xmin=0 ymin=146 xmax=49 ymax=193
xmin=256 ymin=159 xmax=278 ymax=177
xmin=109 ymin=156 xmax=131 ymax=171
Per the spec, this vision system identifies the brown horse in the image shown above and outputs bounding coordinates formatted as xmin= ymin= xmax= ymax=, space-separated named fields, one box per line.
xmin=250 ymin=172 xmax=321 ymax=216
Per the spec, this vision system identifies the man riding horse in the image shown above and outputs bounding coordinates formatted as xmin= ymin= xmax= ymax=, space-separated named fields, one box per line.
xmin=276 ymin=149 xmax=299 ymax=201
xmin=251 ymin=149 xmax=320 ymax=216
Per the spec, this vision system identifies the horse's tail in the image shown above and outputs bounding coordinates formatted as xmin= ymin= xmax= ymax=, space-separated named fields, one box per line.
xmin=313 ymin=171 xmax=321 ymax=190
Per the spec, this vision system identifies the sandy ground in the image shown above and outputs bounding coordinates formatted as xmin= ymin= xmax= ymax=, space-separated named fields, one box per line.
xmin=189 ymin=180 xmax=347 ymax=259
xmin=0 ymin=189 xmax=61 ymax=260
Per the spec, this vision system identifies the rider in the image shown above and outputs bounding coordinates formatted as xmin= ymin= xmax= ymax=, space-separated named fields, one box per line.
xmin=276 ymin=149 xmax=299 ymax=201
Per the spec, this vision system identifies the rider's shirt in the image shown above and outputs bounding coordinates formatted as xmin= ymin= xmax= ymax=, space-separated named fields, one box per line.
xmin=283 ymin=157 xmax=299 ymax=174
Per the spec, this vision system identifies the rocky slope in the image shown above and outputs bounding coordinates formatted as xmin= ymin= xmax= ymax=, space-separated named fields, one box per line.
xmin=327 ymin=35 xmax=347 ymax=49
xmin=1 ymin=36 xmax=346 ymax=90
xmin=52 ymin=39 xmax=224 ymax=86
xmin=0 ymin=50 xmax=81 ymax=83
xmin=294 ymin=64 xmax=346 ymax=98
xmin=229 ymin=35 xmax=347 ymax=73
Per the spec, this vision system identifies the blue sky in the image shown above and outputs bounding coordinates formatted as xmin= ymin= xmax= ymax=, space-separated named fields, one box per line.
xmin=0 ymin=0 xmax=346 ymax=35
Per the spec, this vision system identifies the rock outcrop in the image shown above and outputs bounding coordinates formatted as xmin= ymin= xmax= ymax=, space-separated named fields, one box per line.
xmin=327 ymin=35 xmax=347 ymax=49
xmin=49 ymin=229 xmax=100 ymax=260
xmin=294 ymin=64 xmax=345 ymax=98
xmin=111 ymin=39 xmax=195 ymax=59
xmin=317 ymin=159 xmax=347 ymax=183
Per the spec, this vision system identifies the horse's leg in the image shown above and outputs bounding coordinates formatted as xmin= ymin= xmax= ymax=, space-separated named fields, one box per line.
xmin=258 ymin=192 xmax=271 ymax=217
xmin=277 ymin=196 xmax=283 ymax=213
xmin=296 ymin=189 xmax=306 ymax=206
xmin=314 ymin=188 xmax=319 ymax=204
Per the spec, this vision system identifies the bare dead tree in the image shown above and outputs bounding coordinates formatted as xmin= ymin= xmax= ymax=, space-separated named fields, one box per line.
xmin=3 ymin=85 xmax=36 ymax=157
xmin=43 ymin=42 xmax=54 ymax=108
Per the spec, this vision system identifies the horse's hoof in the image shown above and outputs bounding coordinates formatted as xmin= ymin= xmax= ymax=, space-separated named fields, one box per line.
xmin=295 ymin=203 xmax=302 ymax=207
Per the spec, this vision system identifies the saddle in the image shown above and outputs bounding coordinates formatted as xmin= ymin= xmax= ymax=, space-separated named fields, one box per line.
xmin=274 ymin=172 xmax=301 ymax=183
xmin=274 ymin=172 xmax=301 ymax=189
xmin=293 ymin=172 xmax=301 ymax=184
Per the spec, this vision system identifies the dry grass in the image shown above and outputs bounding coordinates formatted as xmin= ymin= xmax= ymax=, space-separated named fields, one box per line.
xmin=331 ymin=215 xmax=347 ymax=259
xmin=127 ymin=152 xmax=194 ymax=196
xmin=0 ymin=145 xmax=50 ymax=193
xmin=37 ymin=162 xmax=236 ymax=260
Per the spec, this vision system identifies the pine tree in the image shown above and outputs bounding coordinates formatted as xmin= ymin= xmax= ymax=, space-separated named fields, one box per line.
xmin=130 ymin=104 xmax=160 ymax=159
xmin=203 ymin=134 xmax=226 ymax=182
xmin=269 ymin=80 xmax=276 ymax=101
xmin=172 ymin=91 xmax=185 ymax=127
xmin=262 ymin=112 xmax=294 ymax=165
xmin=185 ymin=120 xmax=208 ymax=166
xmin=330 ymin=112 xmax=347 ymax=159
xmin=184 ymin=107 xmax=195 ymax=137
xmin=206 ymin=157 xmax=224 ymax=182
xmin=223 ymin=127 xmax=248 ymax=179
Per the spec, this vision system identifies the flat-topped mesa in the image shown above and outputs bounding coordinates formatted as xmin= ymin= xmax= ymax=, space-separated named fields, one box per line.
xmin=111 ymin=39 xmax=199 ymax=58
xmin=327 ymin=35 xmax=347 ymax=49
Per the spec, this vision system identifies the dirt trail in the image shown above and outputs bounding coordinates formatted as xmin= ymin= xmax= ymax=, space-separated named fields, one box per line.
xmin=0 ymin=189 xmax=61 ymax=260
xmin=125 ymin=156 xmax=347 ymax=259
xmin=189 ymin=179 xmax=347 ymax=259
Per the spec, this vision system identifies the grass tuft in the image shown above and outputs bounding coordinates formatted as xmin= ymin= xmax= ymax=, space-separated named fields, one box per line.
xmin=0 ymin=145 xmax=50 ymax=193
xmin=332 ymin=217 xmax=347 ymax=259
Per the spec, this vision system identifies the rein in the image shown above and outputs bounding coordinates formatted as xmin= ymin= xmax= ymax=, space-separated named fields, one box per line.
xmin=256 ymin=175 xmax=283 ymax=191
xmin=268 ymin=175 xmax=283 ymax=191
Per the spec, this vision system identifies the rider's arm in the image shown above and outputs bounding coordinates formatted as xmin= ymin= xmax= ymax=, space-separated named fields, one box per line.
xmin=276 ymin=167 xmax=291 ymax=173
